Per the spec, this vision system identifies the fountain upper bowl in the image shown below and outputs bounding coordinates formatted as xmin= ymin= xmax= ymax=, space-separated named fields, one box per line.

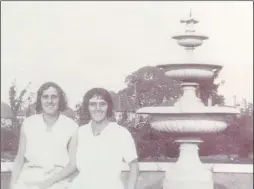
xmin=172 ymin=34 xmax=208 ymax=48
xmin=157 ymin=63 xmax=222 ymax=82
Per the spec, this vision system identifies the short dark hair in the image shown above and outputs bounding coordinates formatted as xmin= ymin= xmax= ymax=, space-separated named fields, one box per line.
xmin=82 ymin=88 xmax=114 ymax=121
xmin=35 ymin=82 xmax=67 ymax=113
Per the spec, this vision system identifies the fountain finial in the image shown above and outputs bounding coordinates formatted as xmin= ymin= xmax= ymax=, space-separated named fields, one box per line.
xmin=173 ymin=10 xmax=208 ymax=51
xmin=180 ymin=9 xmax=199 ymax=33
xmin=180 ymin=9 xmax=199 ymax=24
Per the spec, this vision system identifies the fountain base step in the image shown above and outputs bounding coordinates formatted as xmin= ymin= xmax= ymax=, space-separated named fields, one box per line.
xmin=163 ymin=164 xmax=214 ymax=189
xmin=163 ymin=180 xmax=214 ymax=189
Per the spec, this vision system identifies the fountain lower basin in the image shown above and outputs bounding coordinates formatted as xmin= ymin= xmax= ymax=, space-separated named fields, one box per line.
xmin=137 ymin=107 xmax=238 ymax=133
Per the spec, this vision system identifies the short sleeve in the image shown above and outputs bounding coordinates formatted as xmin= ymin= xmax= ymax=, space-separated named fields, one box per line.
xmin=63 ymin=116 xmax=79 ymax=137
xmin=21 ymin=116 xmax=34 ymax=136
xmin=122 ymin=129 xmax=138 ymax=163
xmin=70 ymin=121 xmax=79 ymax=136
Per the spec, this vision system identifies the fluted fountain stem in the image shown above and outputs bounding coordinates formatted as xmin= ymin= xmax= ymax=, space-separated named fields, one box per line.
xmin=175 ymin=82 xmax=204 ymax=109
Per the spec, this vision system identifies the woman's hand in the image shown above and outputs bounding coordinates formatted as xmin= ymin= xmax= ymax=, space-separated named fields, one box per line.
xmin=25 ymin=179 xmax=54 ymax=189
xmin=37 ymin=180 xmax=54 ymax=189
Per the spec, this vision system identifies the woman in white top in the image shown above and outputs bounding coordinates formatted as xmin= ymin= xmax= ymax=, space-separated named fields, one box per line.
xmin=40 ymin=87 xmax=140 ymax=189
xmin=10 ymin=82 xmax=78 ymax=189
xmin=70 ymin=88 xmax=140 ymax=189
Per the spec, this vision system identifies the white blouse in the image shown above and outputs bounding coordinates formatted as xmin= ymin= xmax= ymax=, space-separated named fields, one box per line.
xmin=70 ymin=122 xmax=138 ymax=189
xmin=23 ymin=114 xmax=78 ymax=170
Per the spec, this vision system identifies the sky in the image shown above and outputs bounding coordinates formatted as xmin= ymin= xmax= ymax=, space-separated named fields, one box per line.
xmin=1 ymin=1 xmax=253 ymax=109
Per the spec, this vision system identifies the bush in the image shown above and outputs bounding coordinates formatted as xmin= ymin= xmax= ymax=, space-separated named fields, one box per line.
xmin=1 ymin=126 xmax=20 ymax=152
xmin=1 ymin=118 xmax=23 ymax=153
xmin=124 ymin=113 xmax=253 ymax=161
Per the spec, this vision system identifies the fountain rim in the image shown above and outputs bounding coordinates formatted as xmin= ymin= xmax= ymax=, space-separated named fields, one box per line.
xmin=180 ymin=18 xmax=199 ymax=24
xmin=156 ymin=63 xmax=223 ymax=73
xmin=157 ymin=63 xmax=222 ymax=69
xmin=172 ymin=35 xmax=209 ymax=40
xmin=136 ymin=106 xmax=239 ymax=115
xmin=175 ymin=138 xmax=203 ymax=143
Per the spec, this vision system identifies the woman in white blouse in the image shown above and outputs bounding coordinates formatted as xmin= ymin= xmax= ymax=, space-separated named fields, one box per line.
xmin=70 ymin=88 xmax=140 ymax=189
xmin=10 ymin=82 xmax=78 ymax=189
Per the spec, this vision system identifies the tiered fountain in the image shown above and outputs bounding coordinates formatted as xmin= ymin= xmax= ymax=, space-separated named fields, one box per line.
xmin=137 ymin=12 xmax=239 ymax=189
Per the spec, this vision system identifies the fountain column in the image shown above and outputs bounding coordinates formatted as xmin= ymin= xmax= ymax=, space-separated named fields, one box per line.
xmin=137 ymin=11 xmax=239 ymax=189
xmin=164 ymin=139 xmax=214 ymax=189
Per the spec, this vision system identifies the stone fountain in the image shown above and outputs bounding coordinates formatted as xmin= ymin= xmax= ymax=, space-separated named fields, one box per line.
xmin=137 ymin=12 xmax=239 ymax=189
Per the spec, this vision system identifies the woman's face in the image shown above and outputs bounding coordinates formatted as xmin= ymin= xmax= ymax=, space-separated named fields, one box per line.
xmin=41 ymin=86 xmax=60 ymax=116
xmin=88 ymin=95 xmax=108 ymax=122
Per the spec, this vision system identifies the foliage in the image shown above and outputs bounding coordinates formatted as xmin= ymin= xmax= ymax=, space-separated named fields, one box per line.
xmin=3 ymin=67 xmax=251 ymax=163
xmin=1 ymin=127 xmax=20 ymax=152
xmin=124 ymin=66 xmax=225 ymax=109
xmin=9 ymin=81 xmax=32 ymax=125
xmin=123 ymin=66 xmax=182 ymax=108
xmin=128 ymin=125 xmax=179 ymax=160
xmin=124 ymin=106 xmax=253 ymax=161
xmin=74 ymin=102 xmax=89 ymax=126
xmin=198 ymin=78 xmax=225 ymax=106
xmin=1 ymin=81 xmax=32 ymax=152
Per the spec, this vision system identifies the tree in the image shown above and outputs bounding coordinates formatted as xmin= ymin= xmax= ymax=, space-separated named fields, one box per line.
xmin=201 ymin=105 xmax=253 ymax=159
xmin=9 ymin=81 xmax=32 ymax=125
xmin=6 ymin=81 xmax=32 ymax=151
xmin=124 ymin=66 xmax=182 ymax=108
xmin=124 ymin=66 xmax=225 ymax=109
xmin=233 ymin=101 xmax=253 ymax=157
xmin=198 ymin=72 xmax=225 ymax=106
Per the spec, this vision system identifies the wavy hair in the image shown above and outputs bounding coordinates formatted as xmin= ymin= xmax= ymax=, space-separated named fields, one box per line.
xmin=81 ymin=88 xmax=114 ymax=121
xmin=35 ymin=82 xmax=67 ymax=113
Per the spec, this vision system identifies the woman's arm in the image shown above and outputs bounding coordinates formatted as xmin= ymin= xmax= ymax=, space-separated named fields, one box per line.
xmin=127 ymin=159 xmax=139 ymax=189
xmin=39 ymin=130 xmax=78 ymax=188
xmin=122 ymin=129 xmax=140 ymax=189
xmin=10 ymin=123 xmax=27 ymax=189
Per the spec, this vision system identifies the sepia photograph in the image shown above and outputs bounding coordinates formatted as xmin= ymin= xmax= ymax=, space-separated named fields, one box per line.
xmin=1 ymin=1 xmax=253 ymax=189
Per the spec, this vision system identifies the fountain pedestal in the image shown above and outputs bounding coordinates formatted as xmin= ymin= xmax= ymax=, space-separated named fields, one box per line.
xmin=164 ymin=139 xmax=213 ymax=189
xmin=174 ymin=83 xmax=203 ymax=108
